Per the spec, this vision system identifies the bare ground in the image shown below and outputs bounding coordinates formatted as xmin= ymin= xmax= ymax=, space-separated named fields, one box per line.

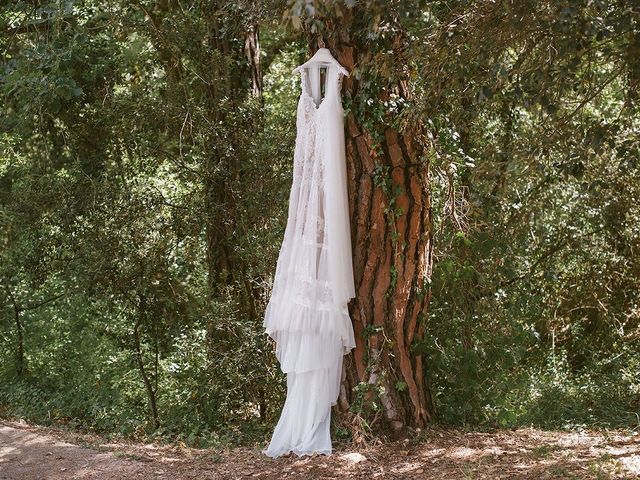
xmin=1 ymin=420 xmax=638 ymax=479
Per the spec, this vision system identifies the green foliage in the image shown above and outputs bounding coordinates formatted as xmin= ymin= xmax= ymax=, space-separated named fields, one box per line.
xmin=417 ymin=0 xmax=640 ymax=429
xmin=1 ymin=0 xmax=638 ymax=446
xmin=517 ymin=344 xmax=640 ymax=429
xmin=0 ymin=0 xmax=293 ymax=445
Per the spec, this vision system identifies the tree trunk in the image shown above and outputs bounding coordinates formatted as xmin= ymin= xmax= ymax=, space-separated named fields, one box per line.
xmin=13 ymin=304 xmax=24 ymax=377
xmin=133 ymin=294 xmax=160 ymax=430
xmin=3 ymin=282 xmax=25 ymax=376
xmin=244 ymin=22 xmax=262 ymax=98
xmin=320 ymin=11 xmax=436 ymax=432
xmin=202 ymin=11 xmax=260 ymax=364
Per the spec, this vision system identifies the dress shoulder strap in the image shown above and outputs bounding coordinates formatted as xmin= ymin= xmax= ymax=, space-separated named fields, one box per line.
xmin=325 ymin=65 xmax=344 ymax=102
xmin=298 ymin=67 xmax=310 ymax=96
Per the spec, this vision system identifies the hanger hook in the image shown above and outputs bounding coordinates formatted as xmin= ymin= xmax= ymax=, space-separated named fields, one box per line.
xmin=318 ymin=36 xmax=325 ymax=49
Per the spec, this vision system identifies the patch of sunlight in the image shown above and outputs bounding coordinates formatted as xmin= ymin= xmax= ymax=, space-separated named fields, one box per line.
xmin=0 ymin=446 xmax=18 ymax=460
xmin=620 ymin=455 xmax=640 ymax=475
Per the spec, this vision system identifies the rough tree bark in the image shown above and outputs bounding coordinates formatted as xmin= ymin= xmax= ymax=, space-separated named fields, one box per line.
xmin=316 ymin=9 xmax=436 ymax=432
xmin=244 ymin=22 xmax=262 ymax=98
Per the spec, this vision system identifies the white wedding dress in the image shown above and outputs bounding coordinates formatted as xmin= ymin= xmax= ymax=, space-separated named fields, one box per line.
xmin=262 ymin=50 xmax=356 ymax=458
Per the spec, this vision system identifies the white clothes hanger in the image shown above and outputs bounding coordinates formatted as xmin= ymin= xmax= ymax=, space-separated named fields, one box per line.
xmin=292 ymin=44 xmax=349 ymax=77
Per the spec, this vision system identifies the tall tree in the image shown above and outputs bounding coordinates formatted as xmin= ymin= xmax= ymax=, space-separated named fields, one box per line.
xmin=290 ymin=2 xmax=436 ymax=432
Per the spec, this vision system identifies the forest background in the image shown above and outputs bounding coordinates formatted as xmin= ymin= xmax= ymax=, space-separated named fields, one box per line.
xmin=1 ymin=0 xmax=638 ymax=448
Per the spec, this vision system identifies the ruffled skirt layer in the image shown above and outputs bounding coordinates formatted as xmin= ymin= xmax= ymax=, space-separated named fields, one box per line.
xmin=262 ymin=240 xmax=354 ymax=457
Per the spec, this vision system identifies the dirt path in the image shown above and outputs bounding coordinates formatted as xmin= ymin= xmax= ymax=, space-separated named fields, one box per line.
xmin=0 ymin=420 xmax=638 ymax=479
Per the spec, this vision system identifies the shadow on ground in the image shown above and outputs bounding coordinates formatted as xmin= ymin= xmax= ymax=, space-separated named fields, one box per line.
xmin=1 ymin=421 xmax=638 ymax=479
